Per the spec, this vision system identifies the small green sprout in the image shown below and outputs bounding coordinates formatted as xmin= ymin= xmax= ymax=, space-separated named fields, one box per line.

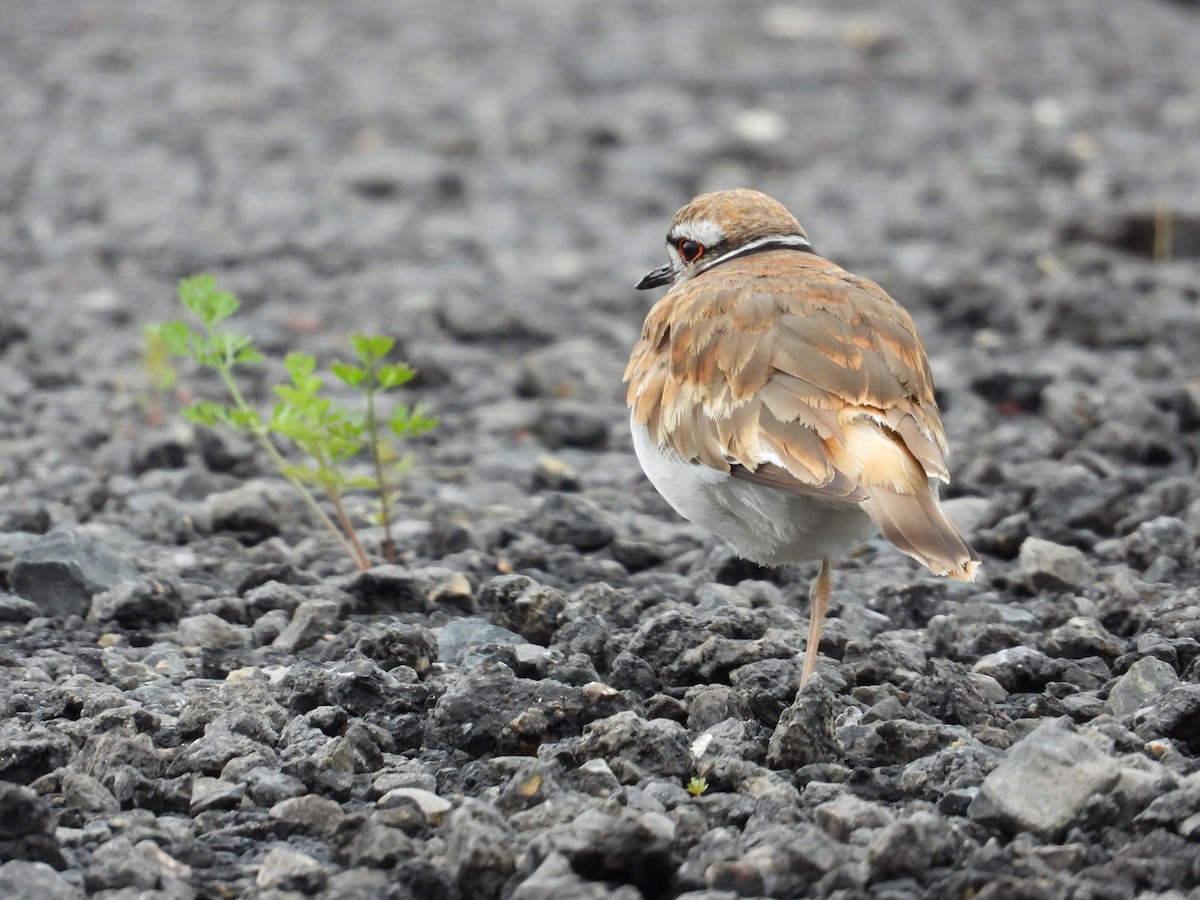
xmin=153 ymin=275 xmax=435 ymax=570
xmin=686 ymin=776 xmax=709 ymax=797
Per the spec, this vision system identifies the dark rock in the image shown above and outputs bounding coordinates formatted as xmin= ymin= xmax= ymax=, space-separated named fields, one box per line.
xmin=527 ymin=808 xmax=676 ymax=897
xmin=430 ymin=662 xmax=630 ymax=756
xmin=1120 ymin=516 xmax=1197 ymax=572
xmin=527 ymin=493 xmax=616 ymax=552
xmin=476 ymin=574 xmax=568 ymax=645
xmin=686 ymin=684 xmax=751 ymax=732
xmin=87 ymin=574 xmax=183 ymax=626
xmin=0 ymin=782 xmax=56 ymax=840
xmin=1131 ymin=684 xmax=1200 ymax=753
xmin=532 ymin=399 xmax=611 ymax=449
xmin=445 ymin=800 xmax=517 ymax=900
xmin=9 ymin=526 xmax=139 ymax=616
xmin=357 ymin=622 xmax=438 ymax=674
xmin=343 ymin=564 xmax=436 ymax=614
xmin=0 ymin=723 xmax=74 ymax=784
xmin=866 ymin=811 xmax=958 ymax=882
xmin=334 ymin=814 xmax=417 ymax=869
xmin=1029 ymin=468 xmax=1129 ymax=534
xmin=1044 ymin=616 xmax=1124 ymax=661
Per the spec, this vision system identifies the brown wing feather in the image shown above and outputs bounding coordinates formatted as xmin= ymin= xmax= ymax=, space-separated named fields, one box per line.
xmin=627 ymin=249 xmax=978 ymax=579
xmin=627 ymin=250 xmax=949 ymax=487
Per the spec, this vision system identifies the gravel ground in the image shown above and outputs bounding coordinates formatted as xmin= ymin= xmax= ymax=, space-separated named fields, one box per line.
xmin=2 ymin=1 xmax=1200 ymax=898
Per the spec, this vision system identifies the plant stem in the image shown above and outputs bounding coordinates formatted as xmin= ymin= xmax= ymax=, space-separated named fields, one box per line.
xmin=364 ymin=377 xmax=397 ymax=564
xmin=215 ymin=365 xmax=368 ymax=570
xmin=325 ymin=487 xmax=371 ymax=571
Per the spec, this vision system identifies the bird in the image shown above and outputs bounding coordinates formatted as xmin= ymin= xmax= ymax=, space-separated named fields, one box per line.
xmin=624 ymin=189 xmax=979 ymax=687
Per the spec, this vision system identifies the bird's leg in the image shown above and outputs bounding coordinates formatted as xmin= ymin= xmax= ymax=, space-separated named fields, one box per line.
xmin=800 ymin=558 xmax=832 ymax=687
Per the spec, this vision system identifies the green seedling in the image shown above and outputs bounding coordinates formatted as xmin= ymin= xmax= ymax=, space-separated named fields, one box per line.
xmin=154 ymin=275 xmax=435 ymax=570
xmin=686 ymin=776 xmax=709 ymax=797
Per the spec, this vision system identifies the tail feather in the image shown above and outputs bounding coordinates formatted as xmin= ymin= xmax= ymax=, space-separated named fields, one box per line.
xmin=861 ymin=489 xmax=980 ymax=581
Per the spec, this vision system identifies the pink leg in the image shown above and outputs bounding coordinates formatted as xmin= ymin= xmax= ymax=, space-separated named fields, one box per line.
xmin=800 ymin=559 xmax=832 ymax=687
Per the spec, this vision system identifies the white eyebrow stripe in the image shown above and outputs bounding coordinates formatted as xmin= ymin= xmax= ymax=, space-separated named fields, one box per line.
xmin=672 ymin=219 xmax=726 ymax=249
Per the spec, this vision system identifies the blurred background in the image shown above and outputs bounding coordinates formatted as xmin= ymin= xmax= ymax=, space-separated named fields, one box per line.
xmin=1 ymin=0 xmax=1198 ymax=512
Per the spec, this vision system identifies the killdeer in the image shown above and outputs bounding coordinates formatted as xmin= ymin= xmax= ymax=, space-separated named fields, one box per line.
xmin=625 ymin=189 xmax=979 ymax=687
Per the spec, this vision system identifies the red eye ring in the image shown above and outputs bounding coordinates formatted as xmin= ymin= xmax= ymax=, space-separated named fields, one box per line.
xmin=677 ymin=239 xmax=704 ymax=263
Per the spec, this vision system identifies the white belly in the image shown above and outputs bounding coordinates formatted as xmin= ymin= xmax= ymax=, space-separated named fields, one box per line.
xmin=631 ymin=420 xmax=873 ymax=566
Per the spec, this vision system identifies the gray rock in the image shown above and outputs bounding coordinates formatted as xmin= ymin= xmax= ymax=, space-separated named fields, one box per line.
xmin=516 ymin=338 xmax=623 ymax=400
xmin=972 ymin=645 xmax=1060 ymax=692
xmin=513 ymin=851 xmax=643 ymax=900
xmin=968 ymin=720 xmax=1121 ymax=838
xmin=60 ymin=770 xmax=120 ymax=815
xmin=9 ymin=526 xmax=138 ymax=616
xmin=206 ymin=479 xmax=300 ymax=539
xmin=269 ymin=795 xmax=347 ymax=837
xmin=256 ymin=845 xmax=328 ymax=893
xmin=272 ymin=597 xmax=343 ymax=653
xmin=174 ymin=613 xmax=251 ymax=650
xmin=740 ymin=823 xmax=848 ymax=896
xmin=766 ymin=676 xmax=840 ymax=769
xmin=576 ymin=711 xmax=693 ymax=777
xmin=84 ymin=836 xmax=158 ymax=892
xmin=378 ymin=787 xmax=452 ymax=826
xmin=1044 ymin=616 xmax=1124 ymax=661
xmin=0 ymin=860 xmax=84 ymax=900
xmin=1018 ymin=537 xmax=1095 ymax=591
xmin=190 ymin=775 xmax=246 ymax=814
xmin=0 ymin=593 xmax=40 ymax=623
xmin=437 ymin=617 xmax=526 ymax=665
xmin=1106 ymin=656 xmax=1181 ymax=719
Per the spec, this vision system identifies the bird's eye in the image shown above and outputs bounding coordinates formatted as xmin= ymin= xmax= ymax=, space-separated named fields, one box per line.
xmin=677 ymin=239 xmax=705 ymax=263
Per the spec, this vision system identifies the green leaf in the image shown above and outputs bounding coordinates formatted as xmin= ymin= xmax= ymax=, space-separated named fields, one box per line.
xmin=376 ymin=363 xmax=415 ymax=389
xmin=178 ymin=275 xmax=240 ymax=326
xmin=350 ymin=333 xmax=394 ymax=364
xmin=331 ymin=361 xmax=367 ymax=387
xmin=155 ymin=320 xmax=194 ymax=357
